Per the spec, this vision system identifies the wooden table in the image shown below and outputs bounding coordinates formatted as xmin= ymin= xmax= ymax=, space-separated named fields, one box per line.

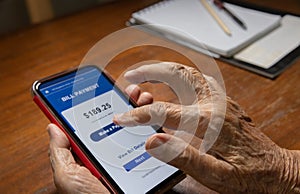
xmin=0 ymin=0 xmax=299 ymax=193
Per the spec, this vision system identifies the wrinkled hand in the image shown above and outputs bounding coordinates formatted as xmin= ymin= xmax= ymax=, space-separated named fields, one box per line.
xmin=46 ymin=89 xmax=154 ymax=194
xmin=114 ymin=62 xmax=300 ymax=193
xmin=47 ymin=124 xmax=110 ymax=194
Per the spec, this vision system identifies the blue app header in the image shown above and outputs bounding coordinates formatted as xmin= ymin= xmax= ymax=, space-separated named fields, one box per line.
xmin=39 ymin=66 xmax=113 ymax=113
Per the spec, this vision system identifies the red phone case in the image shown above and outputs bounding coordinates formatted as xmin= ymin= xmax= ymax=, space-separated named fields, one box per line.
xmin=33 ymin=95 xmax=117 ymax=193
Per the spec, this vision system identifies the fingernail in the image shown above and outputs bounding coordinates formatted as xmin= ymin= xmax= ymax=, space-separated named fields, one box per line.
xmin=124 ymin=70 xmax=136 ymax=79
xmin=113 ymin=113 xmax=123 ymax=124
xmin=148 ymin=135 xmax=169 ymax=148
xmin=47 ymin=124 xmax=59 ymax=139
xmin=150 ymin=137 xmax=165 ymax=148
xmin=126 ymin=84 xmax=137 ymax=95
xmin=113 ymin=113 xmax=133 ymax=126
xmin=124 ymin=70 xmax=143 ymax=83
xmin=146 ymin=134 xmax=172 ymax=161
xmin=47 ymin=124 xmax=54 ymax=139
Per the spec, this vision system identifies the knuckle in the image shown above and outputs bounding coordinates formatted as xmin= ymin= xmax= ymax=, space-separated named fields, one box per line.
xmin=152 ymin=102 xmax=167 ymax=115
xmin=131 ymin=107 xmax=151 ymax=124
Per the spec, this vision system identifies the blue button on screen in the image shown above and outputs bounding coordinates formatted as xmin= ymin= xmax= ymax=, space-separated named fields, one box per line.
xmin=123 ymin=152 xmax=151 ymax=172
xmin=90 ymin=123 xmax=123 ymax=142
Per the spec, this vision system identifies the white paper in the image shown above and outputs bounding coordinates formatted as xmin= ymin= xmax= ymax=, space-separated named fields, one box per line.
xmin=132 ymin=0 xmax=281 ymax=57
xmin=234 ymin=15 xmax=300 ymax=69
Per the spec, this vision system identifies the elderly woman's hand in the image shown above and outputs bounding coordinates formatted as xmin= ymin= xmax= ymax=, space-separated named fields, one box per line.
xmin=114 ymin=62 xmax=300 ymax=193
xmin=47 ymin=124 xmax=110 ymax=194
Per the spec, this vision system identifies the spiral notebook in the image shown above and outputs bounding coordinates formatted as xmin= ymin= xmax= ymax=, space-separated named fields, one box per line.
xmin=128 ymin=0 xmax=300 ymax=78
xmin=129 ymin=0 xmax=281 ymax=57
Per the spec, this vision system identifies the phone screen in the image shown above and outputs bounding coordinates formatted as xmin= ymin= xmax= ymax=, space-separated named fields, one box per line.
xmin=35 ymin=66 xmax=181 ymax=193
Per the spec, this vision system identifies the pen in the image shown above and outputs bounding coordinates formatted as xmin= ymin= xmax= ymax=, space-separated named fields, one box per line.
xmin=213 ymin=0 xmax=247 ymax=30
xmin=200 ymin=0 xmax=232 ymax=36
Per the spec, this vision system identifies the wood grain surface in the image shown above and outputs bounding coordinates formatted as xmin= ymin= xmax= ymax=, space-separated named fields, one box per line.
xmin=0 ymin=0 xmax=299 ymax=193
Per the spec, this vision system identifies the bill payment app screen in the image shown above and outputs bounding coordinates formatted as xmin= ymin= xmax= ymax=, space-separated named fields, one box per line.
xmin=39 ymin=66 xmax=178 ymax=193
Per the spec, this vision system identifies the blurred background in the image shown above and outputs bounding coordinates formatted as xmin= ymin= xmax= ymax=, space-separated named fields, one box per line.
xmin=1 ymin=0 xmax=299 ymax=37
xmin=0 ymin=0 xmax=115 ymax=36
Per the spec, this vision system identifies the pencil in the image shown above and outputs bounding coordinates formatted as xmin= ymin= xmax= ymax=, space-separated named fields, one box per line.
xmin=200 ymin=0 xmax=232 ymax=36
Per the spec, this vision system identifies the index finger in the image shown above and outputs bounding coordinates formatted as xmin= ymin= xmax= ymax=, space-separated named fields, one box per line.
xmin=124 ymin=62 xmax=210 ymax=105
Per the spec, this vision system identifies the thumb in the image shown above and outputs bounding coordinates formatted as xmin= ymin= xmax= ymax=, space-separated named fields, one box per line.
xmin=146 ymin=133 xmax=233 ymax=187
xmin=145 ymin=133 xmax=187 ymax=163
xmin=47 ymin=124 xmax=75 ymax=171
xmin=47 ymin=123 xmax=70 ymax=149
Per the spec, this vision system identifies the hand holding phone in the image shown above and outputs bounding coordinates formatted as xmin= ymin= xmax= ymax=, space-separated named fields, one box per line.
xmin=47 ymin=123 xmax=111 ymax=193
xmin=32 ymin=65 xmax=185 ymax=194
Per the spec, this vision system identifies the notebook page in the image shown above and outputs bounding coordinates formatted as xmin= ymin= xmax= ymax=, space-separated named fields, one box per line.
xmin=234 ymin=15 xmax=300 ymax=69
xmin=131 ymin=0 xmax=281 ymax=57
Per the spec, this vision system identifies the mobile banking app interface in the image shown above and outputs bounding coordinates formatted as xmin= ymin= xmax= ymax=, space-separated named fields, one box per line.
xmin=39 ymin=66 xmax=178 ymax=193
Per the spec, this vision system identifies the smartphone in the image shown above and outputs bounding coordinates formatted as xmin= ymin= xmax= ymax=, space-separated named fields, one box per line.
xmin=31 ymin=65 xmax=185 ymax=193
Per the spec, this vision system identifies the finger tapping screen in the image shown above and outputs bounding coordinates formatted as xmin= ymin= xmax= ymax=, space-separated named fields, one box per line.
xmin=38 ymin=66 xmax=178 ymax=193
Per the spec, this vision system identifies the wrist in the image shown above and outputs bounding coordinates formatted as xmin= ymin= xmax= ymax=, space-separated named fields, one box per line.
xmin=278 ymin=149 xmax=300 ymax=193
